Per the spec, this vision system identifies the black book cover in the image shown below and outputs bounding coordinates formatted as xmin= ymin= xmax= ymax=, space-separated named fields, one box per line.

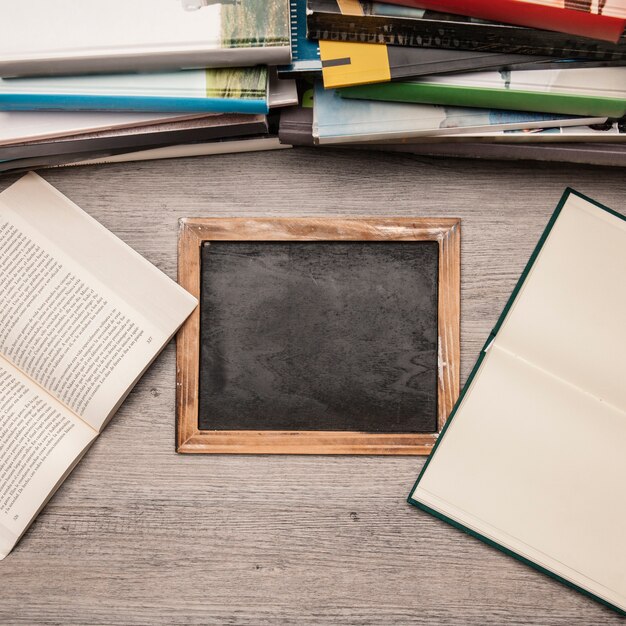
xmin=381 ymin=47 xmax=554 ymax=78
xmin=307 ymin=0 xmax=626 ymax=61
xmin=278 ymin=105 xmax=315 ymax=146
xmin=319 ymin=41 xmax=567 ymax=87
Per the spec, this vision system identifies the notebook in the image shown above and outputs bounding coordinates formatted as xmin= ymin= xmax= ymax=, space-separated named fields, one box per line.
xmin=339 ymin=67 xmax=626 ymax=118
xmin=408 ymin=189 xmax=626 ymax=615
xmin=379 ymin=0 xmax=626 ymax=42
xmin=0 ymin=0 xmax=291 ymax=77
xmin=313 ymin=83 xmax=606 ymax=144
xmin=0 ymin=111 xmax=211 ymax=147
xmin=0 ymin=68 xmax=270 ymax=114
xmin=318 ymin=40 xmax=554 ymax=89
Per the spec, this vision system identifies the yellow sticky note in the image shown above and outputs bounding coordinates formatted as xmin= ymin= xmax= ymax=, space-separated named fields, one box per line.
xmin=320 ymin=40 xmax=391 ymax=89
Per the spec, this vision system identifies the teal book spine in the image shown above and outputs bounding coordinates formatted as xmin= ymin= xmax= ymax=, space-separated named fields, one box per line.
xmin=0 ymin=68 xmax=270 ymax=115
xmin=0 ymin=94 xmax=268 ymax=115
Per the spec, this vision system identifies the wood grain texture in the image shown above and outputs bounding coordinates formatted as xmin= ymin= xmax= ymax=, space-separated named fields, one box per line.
xmin=177 ymin=218 xmax=460 ymax=454
xmin=0 ymin=149 xmax=624 ymax=625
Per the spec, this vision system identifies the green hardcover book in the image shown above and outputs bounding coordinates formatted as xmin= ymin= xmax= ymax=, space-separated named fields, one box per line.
xmin=339 ymin=67 xmax=626 ymax=117
xmin=408 ymin=189 xmax=626 ymax=616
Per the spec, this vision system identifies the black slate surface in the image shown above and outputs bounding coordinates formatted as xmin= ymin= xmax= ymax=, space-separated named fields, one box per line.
xmin=198 ymin=240 xmax=439 ymax=433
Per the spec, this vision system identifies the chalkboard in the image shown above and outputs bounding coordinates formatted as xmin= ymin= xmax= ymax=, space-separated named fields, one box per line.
xmin=177 ymin=217 xmax=460 ymax=454
xmin=199 ymin=241 xmax=439 ymax=433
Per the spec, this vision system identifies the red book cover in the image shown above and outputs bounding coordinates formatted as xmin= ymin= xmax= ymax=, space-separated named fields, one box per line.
xmin=380 ymin=0 xmax=626 ymax=42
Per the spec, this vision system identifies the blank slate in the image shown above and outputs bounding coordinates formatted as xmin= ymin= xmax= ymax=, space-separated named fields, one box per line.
xmin=177 ymin=218 xmax=460 ymax=454
xmin=200 ymin=240 xmax=438 ymax=433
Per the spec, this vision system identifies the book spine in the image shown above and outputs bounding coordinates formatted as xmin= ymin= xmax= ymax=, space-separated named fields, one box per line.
xmin=51 ymin=137 xmax=290 ymax=169
xmin=0 ymin=94 xmax=269 ymax=115
xmin=278 ymin=0 xmax=321 ymax=76
xmin=278 ymin=106 xmax=315 ymax=146
xmin=278 ymin=122 xmax=315 ymax=146
xmin=380 ymin=0 xmax=626 ymax=42
xmin=0 ymin=148 xmax=137 ymax=174
xmin=307 ymin=13 xmax=626 ymax=61
xmin=319 ymin=41 xmax=555 ymax=88
xmin=0 ymin=121 xmax=268 ymax=162
xmin=339 ymin=83 xmax=626 ymax=117
xmin=0 ymin=47 xmax=292 ymax=79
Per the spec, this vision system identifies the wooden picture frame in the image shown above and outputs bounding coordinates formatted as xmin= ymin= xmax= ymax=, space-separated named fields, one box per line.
xmin=177 ymin=217 xmax=460 ymax=454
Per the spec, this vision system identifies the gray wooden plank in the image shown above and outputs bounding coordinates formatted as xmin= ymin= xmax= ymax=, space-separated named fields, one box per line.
xmin=0 ymin=149 xmax=623 ymax=625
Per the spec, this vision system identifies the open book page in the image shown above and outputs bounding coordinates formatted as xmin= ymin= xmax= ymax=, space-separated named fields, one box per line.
xmin=411 ymin=193 xmax=626 ymax=612
xmin=0 ymin=173 xmax=197 ymax=431
xmin=412 ymin=345 xmax=626 ymax=611
xmin=494 ymin=193 xmax=626 ymax=409
xmin=0 ymin=356 xmax=95 ymax=560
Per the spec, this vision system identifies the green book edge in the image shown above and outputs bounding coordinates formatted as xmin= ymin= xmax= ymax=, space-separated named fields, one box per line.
xmin=339 ymin=83 xmax=626 ymax=118
xmin=407 ymin=187 xmax=626 ymax=617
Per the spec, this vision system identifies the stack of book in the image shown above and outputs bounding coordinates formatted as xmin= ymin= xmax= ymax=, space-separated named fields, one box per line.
xmin=280 ymin=0 xmax=626 ymax=166
xmin=0 ymin=0 xmax=297 ymax=173
xmin=1 ymin=0 xmax=626 ymax=172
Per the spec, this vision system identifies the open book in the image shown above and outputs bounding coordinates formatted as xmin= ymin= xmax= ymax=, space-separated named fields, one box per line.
xmin=0 ymin=173 xmax=197 ymax=559
xmin=409 ymin=189 xmax=626 ymax=614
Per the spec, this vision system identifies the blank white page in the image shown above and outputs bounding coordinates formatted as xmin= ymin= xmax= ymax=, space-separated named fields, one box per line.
xmin=411 ymin=193 xmax=626 ymax=612
xmin=412 ymin=344 xmax=626 ymax=611
xmin=496 ymin=193 xmax=626 ymax=410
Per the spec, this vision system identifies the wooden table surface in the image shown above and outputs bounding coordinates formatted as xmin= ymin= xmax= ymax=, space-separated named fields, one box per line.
xmin=0 ymin=149 xmax=623 ymax=625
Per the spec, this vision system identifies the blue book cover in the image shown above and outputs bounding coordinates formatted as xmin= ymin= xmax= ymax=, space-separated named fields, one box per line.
xmin=313 ymin=82 xmax=606 ymax=144
xmin=278 ymin=0 xmax=321 ymax=76
xmin=0 ymin=68 xmax=269 ymax=114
